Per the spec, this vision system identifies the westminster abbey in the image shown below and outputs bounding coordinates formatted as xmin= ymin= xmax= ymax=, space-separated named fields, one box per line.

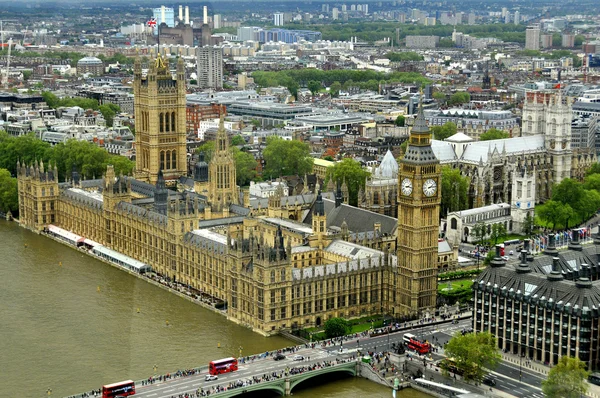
xmin=17 ymin=55 xmax=443 ymax=335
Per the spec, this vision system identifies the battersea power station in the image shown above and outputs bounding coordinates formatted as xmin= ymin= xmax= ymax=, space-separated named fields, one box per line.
xmin=17 ymin=55 xmax=444 ymax=336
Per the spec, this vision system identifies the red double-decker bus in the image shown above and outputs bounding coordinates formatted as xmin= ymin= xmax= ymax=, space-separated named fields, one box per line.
xmin=101 ymin=380 xmax=135 ymax=398
xmin=209 ymin=357 xmax=238 ymax=375
xmin=407 ymin=339 xmax=431 ymax=355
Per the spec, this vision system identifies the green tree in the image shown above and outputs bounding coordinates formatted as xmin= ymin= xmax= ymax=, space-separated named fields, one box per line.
xmin=108 ymin=155 xmax=135 ymax=177
xmin=0 ymin=132 xmax=52 ymax=177
xmin=385 ymin=51 xmax=424 ymax=62
xmin=262 ymin=137 xmax=313 ymax=178
xmin=324 ymin=317 xmax=349 ymax=338
xmin=432 ymin=122 xmax=457 ymax=141
xmin=49 ymin=139 xmax=110 ymax=180
xmin=22 ymin=70 xmax=32 ymax=81
xmin=325 ymin=158 xmax=370 ymax=206
xmin=551 ymin=178 xmax=584 ymax=225
xmin=196 ymin=141 xmax=215 ymax=163
xmin=586 ymin=162 xmax=600 ymax=176
xmin=231 ymin=135 xmax=246 ymax=146
xmin=584 ymin=173 xmax=600 ymax=191
xmin=522 ymin=212 xmax=535 ymax=238
xmin=0 ymin=168 xmax=18 ymax=214
xmin=286 ymin=80 xmax=300 ymax=100
xmin=42 ymin=91 xmax=60 ymax=108
xmin=433 ymin=91 xmax=446 ymax=103
xmin=329 ymin=81 xmax=342 ymax=98
xmin=448 ymin=92 xmax=470 ymax=106
xmin=542 ymin=356 xmax=590 ymax=398
xmin=99 ymin=103 xmax=121 ymax=127
xmin=579 ymin=189 xmax=600 ymax=220
xmin=443 ymin=331 xmax=501 ymax=383
xmin=490 ymin=223 xmax=507 ymax=245
xmin=480 ymin=128 xmax=510 ymax=141
xmin=232 ymin=147 xmax=257 ymax=187
xmin=394 ymin=115 xmax=405 ymax=127
xmin=537 ymin=200 xmax=573 ymax=230
xmin=307 ymin=80 xmax=322 ymax=96
xmin=440 ymin=166 xmax=469 ymax=216
xmin=471 ymin=222 xmax=488 ymax=248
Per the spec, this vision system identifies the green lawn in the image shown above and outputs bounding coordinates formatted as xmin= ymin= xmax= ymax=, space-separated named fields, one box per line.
xmin=438 ymin=279 xmax=473 ymax=292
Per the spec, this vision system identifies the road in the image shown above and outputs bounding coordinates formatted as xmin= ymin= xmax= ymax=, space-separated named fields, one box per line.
xmin=118 ymin=317 xmax=546 ymax=398
xmin=133 ymin=346 xmax=349 ymax=398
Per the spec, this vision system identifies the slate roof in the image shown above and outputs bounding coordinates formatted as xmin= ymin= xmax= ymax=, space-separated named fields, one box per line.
xmin=63 ymin=188 xmax=103 ymax=209
xmin=322 ymin=198 xmax=397 ymax=236
xmin=115 ymin=201 xmax=167 ymax=225
xmin=197 ymin=216 xmax=246 ymax=229
xmin=475 ymin=241 xmax=600 ymax=315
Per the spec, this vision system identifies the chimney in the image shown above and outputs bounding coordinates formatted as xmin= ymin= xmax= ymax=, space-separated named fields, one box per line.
xmin=516 ymin=250 xmax=531 ymax=273
xmin=179 ymin=5 xmax=183 ymax=22
xmin=547 ymin=256 xmax=563 ymax=282
xmin=544 ymin=233 xmax=558 ymax=256
xmin=569 ymin=230 xmax=582 ymax=251
xmin=490 ymin=244 xmax=505 ymax=268
xmin=161 ymin=5 xmax=166 ymax=24
xmin=186 ymin=6 xmax=190 ymax=25
xmin=203 ymin=6 xmax=208 ymax=25
xmin=577 ymin=263 xmax=592 ymax=288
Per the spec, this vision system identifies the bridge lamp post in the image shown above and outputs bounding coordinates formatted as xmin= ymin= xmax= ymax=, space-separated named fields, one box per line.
xmin=239 ymin=346 xmax=243 ymax=358
xmin=153 ymin=364 xmax=158 ymax=376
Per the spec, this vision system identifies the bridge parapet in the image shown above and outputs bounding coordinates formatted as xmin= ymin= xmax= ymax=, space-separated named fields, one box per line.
xmin=211 ymin=360 xmax=358 ymax=397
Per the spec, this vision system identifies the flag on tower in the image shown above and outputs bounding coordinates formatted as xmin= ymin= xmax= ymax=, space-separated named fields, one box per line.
xmin=147 ymin=18 xmax=157 ymax=28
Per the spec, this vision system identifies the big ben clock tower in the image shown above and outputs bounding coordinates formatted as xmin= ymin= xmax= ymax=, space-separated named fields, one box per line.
xmin=396 ymin=96 xmax=441 ymax=317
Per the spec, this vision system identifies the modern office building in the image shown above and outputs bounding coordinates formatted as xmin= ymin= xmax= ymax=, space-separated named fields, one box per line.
xmin=526 ymin=25 xmax=541 ymax=51
xmin=152 ymin=6 xmax=175 ymax=35
xmin=197 ymin=46 xmax=223 ymax=90
xmin=273 ymin=13 xmax=284 ymax=26
xmin=473 ymin=234 xmax=600 ymax=371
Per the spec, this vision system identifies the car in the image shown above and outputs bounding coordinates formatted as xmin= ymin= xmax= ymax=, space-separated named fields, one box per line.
xmin=292 ymin=355 xmax=304 ymax=361
xmin=501 ymin=256 xmax=509 ymax=261
xmin=482 ymin=375 xmax=496 ymax=386
xmin=205 ymin=375 xmax=218 ymax=381
xmin=274 ymin=353 xmax=286 ymax=361
xmin=509 ymin=250 xmax=514 ymax=255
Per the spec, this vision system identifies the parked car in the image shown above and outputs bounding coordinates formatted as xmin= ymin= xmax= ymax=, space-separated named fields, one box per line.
xmin=292 ymin=355 xmax=304 ymax=361
xmin=274 ymin=353 xmax=286 ymax=361
xmin=205 ymin=375 xmax=218 ymax=381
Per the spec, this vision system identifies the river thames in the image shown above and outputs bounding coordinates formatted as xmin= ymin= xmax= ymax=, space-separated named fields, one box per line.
xmin=0 ymin=220 xmax=428 ymax=398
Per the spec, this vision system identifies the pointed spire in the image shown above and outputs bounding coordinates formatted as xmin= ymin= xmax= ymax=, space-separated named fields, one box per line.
xmin=314 ymin=190 xmax=325 ymax=216
xmin=411 ymin=91 xmax=429 ymax=134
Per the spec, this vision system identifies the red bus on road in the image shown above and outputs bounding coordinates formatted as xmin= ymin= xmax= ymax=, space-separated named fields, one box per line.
xmin=209 ymin=357 xmax=238 ymax=375
xmin=102 ymin=380 xmax=135 ymax=398
xmin=407 ymin=339 xmax=431 ymax=355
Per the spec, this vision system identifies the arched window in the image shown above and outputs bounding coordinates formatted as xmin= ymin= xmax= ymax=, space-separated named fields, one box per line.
xmin=160 ymin=151 xmax=165 ymax=170
xmin=527 ymin=116 xmax=532 ymax=132
xmin=551 ymin=118 xmax=557 ymax=135
xmin=172 ymin=151 xmax=177 ymax=169
xmin=166 ymin=151 xmax=171 ymax=170
xmin=451 ymin=218 xmax=457 ymax=230
xmin=165 ymin=113 xmax=170 ymax=132
xmin=171 ymin=112 xmax=176 ymax=132
xmin=159 ymin=113 xmax=164 ymax=132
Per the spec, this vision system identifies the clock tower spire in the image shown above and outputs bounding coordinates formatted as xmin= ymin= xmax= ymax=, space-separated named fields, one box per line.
xmin=396 ymin=94 xmax=441 ymax=317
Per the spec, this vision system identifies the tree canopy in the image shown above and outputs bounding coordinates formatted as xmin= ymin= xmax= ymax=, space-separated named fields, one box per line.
xmin=443 ymin=331 xmax=501 ymax=383
xmin=432 ymin=122 xmax=457 ymax=141
xmin=440 ymin=166 xmax=469 ymax=216
xmin=262 ymin=137 xmax=313 ymax=179
xmin=448 ymin=92 xmax=470 ymax=106
xmin=251 ymin=69 xmax=431 ymax=91
xmin=480 ymin=128 xmax=510 ymax=141
xmin=385 ymin=51 xmax=424 ymax=62
xmin=99 ymin=103 xmax=121 ymax=127
xmin=0 ymin=168 xmax=18 ymax=214
xmin=394 ymin=115 xmax=405 ymax=127
xmin=325 ymin=158 xmax=370 ymax=206
xmin=324 ymin=317 xmax=349 ymax=338
xmin=542 ymin=356 xmax=589 ymax=398
xmin=232 ymin=147 xmax=257 ymax=187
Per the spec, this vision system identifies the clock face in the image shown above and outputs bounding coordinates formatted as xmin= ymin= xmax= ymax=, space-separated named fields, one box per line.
xmin=401 ymin=178 xmax=413 ymax=196
xmin=423 ymin=179 xmax=437 ymax=197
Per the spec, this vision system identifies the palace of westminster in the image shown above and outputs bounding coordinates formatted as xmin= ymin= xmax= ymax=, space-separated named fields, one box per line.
xmin=17 ymin=54 xmax=597 ymax=343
